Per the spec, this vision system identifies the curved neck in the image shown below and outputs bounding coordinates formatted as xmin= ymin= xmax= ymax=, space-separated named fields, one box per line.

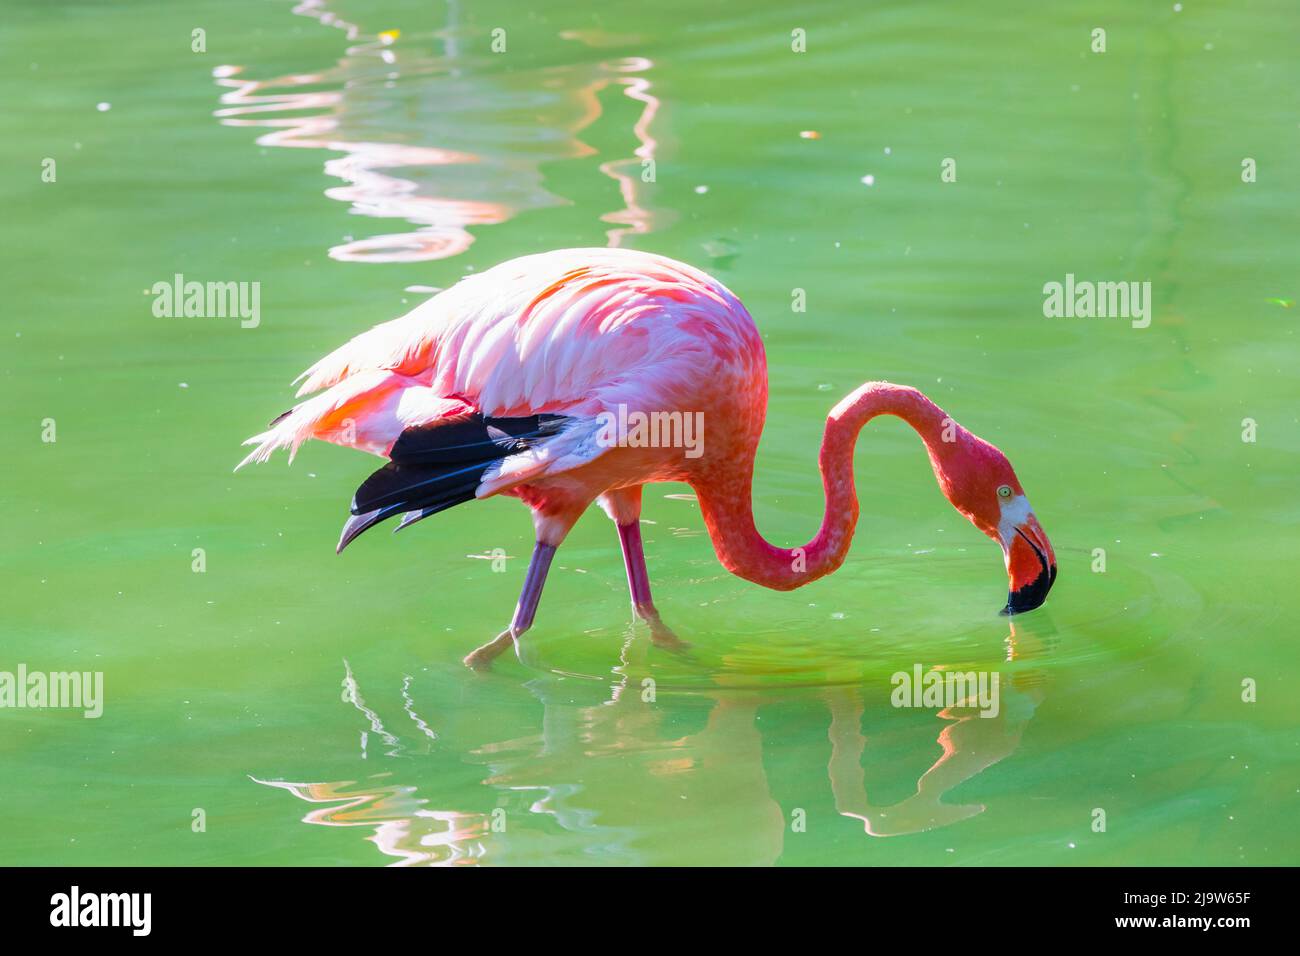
xmin=692 ymin=382 xmax=957 ymax=591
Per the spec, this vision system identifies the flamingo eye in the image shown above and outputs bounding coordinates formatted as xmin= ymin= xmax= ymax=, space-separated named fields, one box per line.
xmin=997 ymin=485 xmax=1013 ymax=499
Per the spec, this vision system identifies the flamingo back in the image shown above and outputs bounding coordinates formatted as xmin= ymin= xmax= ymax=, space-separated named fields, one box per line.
xmin=241 ymin=248 xmax=766 ymax=474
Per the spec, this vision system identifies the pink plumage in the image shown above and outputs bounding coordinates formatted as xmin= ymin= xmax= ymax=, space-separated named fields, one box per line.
xmin=240 ymin=247 xmax=1055 ymax=667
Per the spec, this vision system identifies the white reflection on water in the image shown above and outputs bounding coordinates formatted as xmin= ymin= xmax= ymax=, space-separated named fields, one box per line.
xmin=212 ymin=0 xmax=666 ymax=262
xmin=251 ymin=659 xmax=486 ymax=866
xmin=251 ymin=774 xmax=489 ymax=867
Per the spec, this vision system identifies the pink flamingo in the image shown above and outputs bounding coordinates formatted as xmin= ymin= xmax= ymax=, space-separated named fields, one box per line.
xmin=239 ymin=248 xmax=1056 ymax=668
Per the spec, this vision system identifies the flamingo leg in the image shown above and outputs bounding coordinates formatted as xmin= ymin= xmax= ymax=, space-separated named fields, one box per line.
xmin=616 ymin=521 xmax=688 ymax=650
xmin=464 ymin=542 xmax=557 ymax=670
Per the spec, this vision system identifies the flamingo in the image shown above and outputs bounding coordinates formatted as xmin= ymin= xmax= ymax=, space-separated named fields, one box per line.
xmin=238 ymin=247 xmax=1056 ymax=668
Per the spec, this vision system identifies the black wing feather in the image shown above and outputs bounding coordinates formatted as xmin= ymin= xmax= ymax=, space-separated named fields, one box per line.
xmin=352 ymin=460 xmax=487 ymax=514
xmin=336 ymin=412 xmax=570 ymax=553
xmin=389 ymin=412 xmax=567 ymax=464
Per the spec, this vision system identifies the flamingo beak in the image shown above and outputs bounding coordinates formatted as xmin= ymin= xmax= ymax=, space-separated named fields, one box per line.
xmin=1001 ymin=512 xmax=1056 ymax=615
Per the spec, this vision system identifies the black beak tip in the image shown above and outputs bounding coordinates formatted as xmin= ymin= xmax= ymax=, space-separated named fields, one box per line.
xmin=1001 ymin=563 xmax=1057 ymax=616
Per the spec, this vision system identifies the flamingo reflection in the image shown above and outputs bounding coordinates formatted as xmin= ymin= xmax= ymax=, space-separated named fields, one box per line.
xmin=252 ymin=618 xmax=1053 ymax=864
xmin=825 ymin=618 xmax=1055 ymax=837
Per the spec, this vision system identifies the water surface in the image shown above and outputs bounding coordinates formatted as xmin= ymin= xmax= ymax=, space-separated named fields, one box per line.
xmin=2 ymin=0 xmax=1297 ymax=865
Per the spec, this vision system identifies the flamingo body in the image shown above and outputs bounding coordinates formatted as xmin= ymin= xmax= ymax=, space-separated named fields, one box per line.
xmin=242 ymin=248 xmax=764 ymax=507
xmin=241 ymin=248 xmax=1056 ymax=666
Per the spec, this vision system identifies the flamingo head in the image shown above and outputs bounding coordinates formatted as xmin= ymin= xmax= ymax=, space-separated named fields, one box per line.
xmin=931 ymin=433 xmax=1057 ymax=615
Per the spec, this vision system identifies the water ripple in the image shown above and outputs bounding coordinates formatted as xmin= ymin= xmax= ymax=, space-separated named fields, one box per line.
xmin=212 ymin=0 xmax=667 ymax=262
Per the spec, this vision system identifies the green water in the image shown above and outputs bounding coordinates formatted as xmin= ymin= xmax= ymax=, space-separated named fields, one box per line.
xmin=3 ymin=0 xmax=1297 ymax=866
